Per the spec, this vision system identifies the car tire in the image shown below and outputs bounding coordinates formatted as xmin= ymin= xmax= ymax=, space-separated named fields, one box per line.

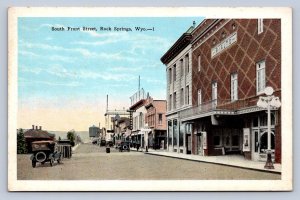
xmin=123 ymin=145 xmax=128 ymax=150
xmin=35 ymin=151 xmax=47 ymax=163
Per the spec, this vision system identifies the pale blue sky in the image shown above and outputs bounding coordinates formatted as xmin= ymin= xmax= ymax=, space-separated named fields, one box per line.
xmin=18 ymin=17 xmax=204 ymax=130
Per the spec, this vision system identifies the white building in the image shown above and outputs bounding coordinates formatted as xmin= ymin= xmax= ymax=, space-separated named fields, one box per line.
xmin=160 ymin=25 xmax=194 ymax=154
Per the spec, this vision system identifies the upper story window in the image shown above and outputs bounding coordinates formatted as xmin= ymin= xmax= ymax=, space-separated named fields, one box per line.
xmin=198 ymin=89 xmax=202 ymax=106
xmin=158 ymin=114 xmax=163 ymax=125
xmin=212 ymin=82 xmax=218 ymax=107
xmin=258 ymin=19 xmax=264 ymax=34
xmin=168 ymin=68 xmax=172 ymax=84
xmin=185 ymin=85 xmax=189 ymax=105
xmin=185 ymin=54 xmax=189 ymax=75
xmin=173 ymin=92 xmax=177 ymax=109
xmin=256 ymin=60 xmax=266 ymax=94
xmin=173 ymin=64 xmax=176 ymax=82
xmin=139 ymin=112 xmax=143 ymax=129
xmin=180 ymin=59 xmax=184 ymax=77
xmin=180 ymin=88 xmax=184 ymax=107
xmin=169 ymin=94 xmax=172 ymax=111
xmin=198 ymin=55 xmax=201 ymax=72
xmin=231 ymin=73 xmax=238 ymax=101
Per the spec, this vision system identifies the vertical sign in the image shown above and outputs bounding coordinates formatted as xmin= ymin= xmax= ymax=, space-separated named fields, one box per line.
xmin=202 ymin=131 xmax=207 ymax=149
xmin=243 ymin=128 xmax=250 ymax=152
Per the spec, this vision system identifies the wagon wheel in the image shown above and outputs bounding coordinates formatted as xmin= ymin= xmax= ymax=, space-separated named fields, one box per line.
xmin=50 ymin=158 xmax=54 ymax=167
xmin=32 ymin=160 xmax=36 ymax=168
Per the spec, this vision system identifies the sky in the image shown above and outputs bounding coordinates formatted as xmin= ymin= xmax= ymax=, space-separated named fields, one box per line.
xmin=17 ymin=17 xmax=204 ymax=131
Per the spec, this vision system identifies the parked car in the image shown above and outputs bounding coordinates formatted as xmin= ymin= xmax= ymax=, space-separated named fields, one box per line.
xmin=106 ymin=140 xmax=113 ymax=147
xmin=100 ymin=140 xmax=106 ymax=146
xmin=30 ymin=140 xmax=62 ymax=168
xmin=119 ymin=141 xmax=131 ymax=152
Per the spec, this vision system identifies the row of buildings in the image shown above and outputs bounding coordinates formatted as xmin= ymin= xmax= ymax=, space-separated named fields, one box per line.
xmin=105 ymin=90 xmax=167 ymax=150
xmin=104 ymin=18 xmax=281 ymax=164
xmin=160 ymin=19 xmax=281 ymax=163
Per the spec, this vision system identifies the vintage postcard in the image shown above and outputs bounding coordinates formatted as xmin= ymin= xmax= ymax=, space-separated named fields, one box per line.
xmin=8 ymin=7 xmax=292 ymax=191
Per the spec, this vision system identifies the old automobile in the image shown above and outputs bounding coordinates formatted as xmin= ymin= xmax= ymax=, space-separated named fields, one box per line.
xmin=30 ymin=140 xmax=62 ymax=168
xmin=118 ymin=141 xmax=131 ymax=152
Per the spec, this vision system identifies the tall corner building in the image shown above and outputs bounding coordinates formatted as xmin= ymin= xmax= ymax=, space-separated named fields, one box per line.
xmin=161 ymin=19 xmax=281 ymax=163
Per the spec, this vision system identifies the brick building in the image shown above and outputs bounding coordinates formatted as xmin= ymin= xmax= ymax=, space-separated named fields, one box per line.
xmin=162 ymin=19 xmax=281 ymax=163
xmin=144 ymin=95 xmax=167 ymax=149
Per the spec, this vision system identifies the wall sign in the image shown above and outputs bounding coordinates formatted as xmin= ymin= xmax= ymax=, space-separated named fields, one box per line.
xmin=211 ymin=32 xmax=237 ymax=58
xmin=243 ymin=128 xmax=250 ymax=152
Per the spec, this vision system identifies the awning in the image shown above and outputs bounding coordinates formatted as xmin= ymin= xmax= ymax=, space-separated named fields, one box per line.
xmin=138 ymin=128 xmax=152 ymax=135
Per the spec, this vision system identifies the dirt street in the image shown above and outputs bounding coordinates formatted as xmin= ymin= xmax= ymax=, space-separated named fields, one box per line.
xmin=17 ymin=143 xmax=281 ymax=180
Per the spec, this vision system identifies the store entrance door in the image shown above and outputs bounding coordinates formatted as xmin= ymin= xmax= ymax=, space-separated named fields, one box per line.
xmin=197 ymin=133 xmax=203 ymax=156
xmin=252 ymin=130 xmax=260 ymax=161
xmin=186 ymin=134 xmax=191 ymax=154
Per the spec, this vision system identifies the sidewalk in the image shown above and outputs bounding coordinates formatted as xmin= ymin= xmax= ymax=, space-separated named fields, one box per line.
xmin=142 ymin=149 xmax=281 ymax=174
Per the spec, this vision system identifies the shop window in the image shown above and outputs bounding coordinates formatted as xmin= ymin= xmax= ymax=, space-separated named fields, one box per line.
xmin=260 ymin=115 xmax=267 ymax=126
xmin=225 ymin=136 xmax=230 ymax=146
xmin=232 ymin=135 xmax=240 ymax=146
xmin=214 ymin=135 xmax=220 ymax=146
xmin=253 ymin=117 xmax=259 ymax=127
xmin=260 ymin=132 xmax=275 ymax=152
xmin=168 ymin=121 xmax=173 ymax=145
xmin=173 ymin=120 xmax=178 ymax=146
xmin=179 ymin=123 xmax=184 ymax=147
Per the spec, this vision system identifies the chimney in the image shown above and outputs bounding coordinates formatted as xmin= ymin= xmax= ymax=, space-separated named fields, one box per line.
xmin=35 ymin=126 xmax=38 ymax=130
xmin=39 ymin=126 xmax=42 ymax=130
xmin=193 ymin=21 xmax=196 ymax=28
xmin=32 ymin=125 xmax=34 ymax=130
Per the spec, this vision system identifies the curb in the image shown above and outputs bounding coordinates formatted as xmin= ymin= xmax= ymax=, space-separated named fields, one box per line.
xmin=144 ymin=152 xmax=281 ymax=175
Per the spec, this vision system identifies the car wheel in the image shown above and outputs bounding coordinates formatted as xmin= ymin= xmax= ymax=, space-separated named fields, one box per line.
xmin=32 ymin=160 xmax=36 ymax=168
xmin=123 ymin=145 xmax=128 ymax=150
xmin=35 ymin=151 xmax=47 ymax=163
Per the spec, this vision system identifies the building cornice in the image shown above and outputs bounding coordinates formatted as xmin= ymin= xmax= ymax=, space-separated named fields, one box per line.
xmin=161 ymin=33 xmax=192 ymax=65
